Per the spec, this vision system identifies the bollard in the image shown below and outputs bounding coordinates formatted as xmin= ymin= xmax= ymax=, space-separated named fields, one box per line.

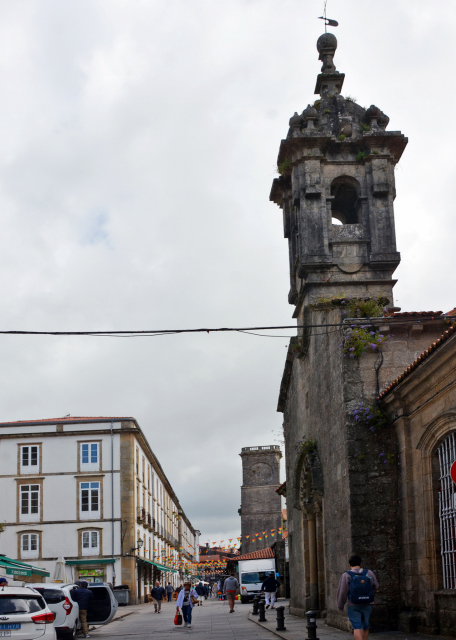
xmin=276 ymin=605 xmax=286 ymax=631
xmin=258 ymin=599 xmax=266 ymax=622
xmin=305 ymin=610 xmax=319 ymax=640
xmin=252 ymin=596 xmax=260 ymax=615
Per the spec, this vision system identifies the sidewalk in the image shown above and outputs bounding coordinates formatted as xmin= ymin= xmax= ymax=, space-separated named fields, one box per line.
xmin=248 ymin=600 xmax=452 ymax=640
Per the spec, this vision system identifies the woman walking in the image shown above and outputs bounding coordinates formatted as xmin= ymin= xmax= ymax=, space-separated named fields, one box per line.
xmin=176 ymin=581 xmax=199 ymax=629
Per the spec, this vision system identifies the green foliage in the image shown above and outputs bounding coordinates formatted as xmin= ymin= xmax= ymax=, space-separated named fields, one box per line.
xmin=313 ymin=99 xmax=321 ymax=110
xmin=344 ymin=297 xmax=389 ymax=318
xmin=323 ymin=109 xmax=330 ymax=114
xmin=372 ymin=149 xmax=379 ymax=155
xmin=338 ymin=134 xmax=346 ymax=141
xmin=277 ymin=158 xmax=291 ymax=175
xmin=345 ymin=95 xmax=357 ymax=103
xmin=296 ymin=438 xmax=317 ymax=456
xmin=356 ymin=150 xmax=368 ymax=161
xmin=343 ymin=325 xmax=388 ymax=358
xmin=359 ymin=122 xmax=370 ymax=133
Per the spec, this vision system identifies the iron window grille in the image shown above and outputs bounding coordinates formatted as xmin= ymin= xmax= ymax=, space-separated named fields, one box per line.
xmin=437 ymin=431 xmax=456 ymax=589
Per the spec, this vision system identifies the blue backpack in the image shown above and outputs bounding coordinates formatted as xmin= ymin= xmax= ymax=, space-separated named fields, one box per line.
xmin=346 ymin=569 xmax=374 ymax=604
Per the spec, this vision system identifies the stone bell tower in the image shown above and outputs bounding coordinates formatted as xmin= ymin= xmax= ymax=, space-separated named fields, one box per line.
xmin=270 ymin=32 xmax=407 ymax=321
xmin=272 ymin=33 xmax=409 ymax=628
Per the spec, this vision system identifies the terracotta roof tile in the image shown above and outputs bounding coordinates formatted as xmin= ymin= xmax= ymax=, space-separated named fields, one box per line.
xmin=234 ymin=547 xmax=275 ymax=561
xmin=383 ymin=310 xmax=443 ymax=318
xmin=378 ymin=323 xmax=456 ymax=400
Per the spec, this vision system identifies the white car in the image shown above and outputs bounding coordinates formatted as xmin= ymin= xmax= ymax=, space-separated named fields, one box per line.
xmin=29 ymin=585 xmax=79 ymax=640
xmin=30 ymin=583 xmax=118 ymax=639
xmin=0 ymin=585 xmax=56 ymax=640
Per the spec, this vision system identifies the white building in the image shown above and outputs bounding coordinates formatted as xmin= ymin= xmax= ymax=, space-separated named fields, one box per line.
xmin=0 ymin=416 xmax=199 ymax=602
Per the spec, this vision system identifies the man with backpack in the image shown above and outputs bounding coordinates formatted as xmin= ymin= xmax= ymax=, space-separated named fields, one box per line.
xmin=337 ymin=555 xmax=379 ymax=640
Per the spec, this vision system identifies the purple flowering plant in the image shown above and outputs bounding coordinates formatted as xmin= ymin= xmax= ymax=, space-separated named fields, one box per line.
xmin=352 ymin=401 xmax=389 ymax=432
xmin=295 ymin=438 xmax=317 ymax=456
xmin=343 ymin=325 xmax=388 ymax=358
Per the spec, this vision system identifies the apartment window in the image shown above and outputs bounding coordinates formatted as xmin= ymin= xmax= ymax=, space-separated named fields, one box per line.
xmin=20 ymin=445 xmax=39 ymax=474
xmin=80 ymin=443 xmax=100 ymax=471
xmin=80 ymin=482 xmax=100 ymax=518
xmin=21 ymin=533 xmax=39 ymax=559
xmin=82 ymin=530 xmax=100 ymax=556
xmin=20 ymin=485 xmax=40 ymax=522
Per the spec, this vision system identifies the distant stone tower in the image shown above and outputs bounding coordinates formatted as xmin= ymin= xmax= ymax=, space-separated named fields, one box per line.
xmin=239 ymin=446 xmax=282 ymax=554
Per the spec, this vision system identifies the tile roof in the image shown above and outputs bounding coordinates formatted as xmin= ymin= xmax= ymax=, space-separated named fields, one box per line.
xmin=0 ymin=416 xmax=133 ymax=425
xmin=234 ymin=547 xmax=275 ymax=561
xmin=383 ymin=310 xmax=443 ymax=318
xmin=378 ymin=323 xmax=456 ymax=400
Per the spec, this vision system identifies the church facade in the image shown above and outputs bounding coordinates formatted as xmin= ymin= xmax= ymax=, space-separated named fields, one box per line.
xmin=271 ymin=33 xmax=456 ymax=635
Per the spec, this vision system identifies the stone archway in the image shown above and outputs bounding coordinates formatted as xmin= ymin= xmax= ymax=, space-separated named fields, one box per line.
xmin=294 ymin=449 xmax=326 ymax=613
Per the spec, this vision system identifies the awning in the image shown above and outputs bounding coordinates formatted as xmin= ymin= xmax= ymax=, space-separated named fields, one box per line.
xmin=138 ymin=557 xmax=178 ymax=574
xmin=0 ymin=555 xmax=50 ymax=578
xmin=65 ymin=558 xmax=116 ymax=566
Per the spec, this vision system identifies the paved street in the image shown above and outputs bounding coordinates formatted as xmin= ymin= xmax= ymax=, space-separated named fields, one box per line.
xmin=89 ymin=598 xmax=275 ymax=639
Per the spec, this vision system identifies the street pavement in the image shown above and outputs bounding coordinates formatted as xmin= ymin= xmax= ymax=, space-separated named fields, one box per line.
xmin=88 ymin=597 xmax=276 ymax=639
xmin=89 ymin=597 xmax=453 ymax=640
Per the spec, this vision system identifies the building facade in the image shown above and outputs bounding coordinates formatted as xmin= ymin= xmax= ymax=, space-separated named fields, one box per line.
xmin=238 ymin=446 xmax=282 ymax=555
xmin=271 ymin=30 xmax=456 ymax=635
xmin=0 ymin=417 xmax=199 ymax=602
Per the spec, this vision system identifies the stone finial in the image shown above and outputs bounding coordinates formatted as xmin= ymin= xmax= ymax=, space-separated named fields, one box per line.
xmin=365 ymin=105 xmax=390 ymax=130
xmin=302 ymin=105 xmax=318 ymax=129
xmin=289 ymin=112 xmax=303 ymax=129
xmin=314 ymin=33 xmax=344 ymax=96
xmin=317 ymin=33 xmax=338 ymax=73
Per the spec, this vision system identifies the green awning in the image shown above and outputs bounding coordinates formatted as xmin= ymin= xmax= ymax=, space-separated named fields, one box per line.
xmin=0 ymin=555 xmax=50 ymax=578
xmin=138 ymin=557 xmax=178 ymax=574
xmin=65 ymin=558 xmax=116 ymax=566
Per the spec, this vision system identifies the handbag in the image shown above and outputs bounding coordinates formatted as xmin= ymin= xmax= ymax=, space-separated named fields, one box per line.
xmin=191 ymin=594 xmax=198 ymax=605
xmin=174 ymin=613 xmax=183 ymax=626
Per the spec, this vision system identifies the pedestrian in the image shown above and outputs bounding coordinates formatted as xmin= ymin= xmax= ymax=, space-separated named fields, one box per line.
xmin=261 ymin=571 xmax=281 ymax=609
xmin=337 ymin=555 xmax=379 ymax=640
xmin=70 ymin=580 xmax=94 ymax=638
xmin=195 ymin=581 xmax=205 ymax=605
xmin=166 ymin=582 xmax=174 ymax=603
xmin=151 ymin=580 xmax=166 ymax=613
xmin=176 ymin=581 xmax=198 ymax=629
xmin=223 ymin=574 xmax=239 ymax=613
xmin=0 ymin=577 xmax=8 ymax=587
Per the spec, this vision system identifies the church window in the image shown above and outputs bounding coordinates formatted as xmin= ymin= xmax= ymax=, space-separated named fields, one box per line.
xmin=331 ymin=177 xmax=360 ymax=224
xmin=437 ymin=432 xmax=456 ymax=589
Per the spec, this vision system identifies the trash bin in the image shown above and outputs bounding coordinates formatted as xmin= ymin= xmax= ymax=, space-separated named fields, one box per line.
xmin=113 ymin=585 xmax=130 ymax=606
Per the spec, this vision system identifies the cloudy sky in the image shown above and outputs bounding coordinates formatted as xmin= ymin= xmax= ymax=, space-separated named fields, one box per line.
xmin=0 ymin=0 xmax=455 ymax=544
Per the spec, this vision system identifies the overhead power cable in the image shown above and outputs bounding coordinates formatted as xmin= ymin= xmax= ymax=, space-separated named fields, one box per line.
xmin=0 ymin=315 xmax=450 ymax=338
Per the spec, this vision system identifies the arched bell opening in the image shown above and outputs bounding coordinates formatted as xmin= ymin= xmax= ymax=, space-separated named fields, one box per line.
xmin=331 ymin=176 xmax=361 ymax=224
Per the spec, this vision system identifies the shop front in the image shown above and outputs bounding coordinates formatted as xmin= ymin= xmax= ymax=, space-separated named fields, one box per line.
xmin=65 ymin=558 xmax=116 ymax=583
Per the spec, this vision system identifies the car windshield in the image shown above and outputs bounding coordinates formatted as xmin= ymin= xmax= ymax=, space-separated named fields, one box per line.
xmin=33 ymin=588 xmax=65 ymax=604
xmin=241 ymin=572 xmax=270 ymax=584
xmin=0 ymin=596 xmax=45 ymax=614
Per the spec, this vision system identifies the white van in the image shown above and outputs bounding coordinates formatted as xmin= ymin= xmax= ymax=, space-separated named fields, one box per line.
xmin=238 ymin=558 xmax=276 ymax=603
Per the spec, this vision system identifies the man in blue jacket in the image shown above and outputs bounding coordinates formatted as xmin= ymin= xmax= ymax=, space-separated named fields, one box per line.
xmin=71 ymin=581 xmax=94 ymax=638
xmin=151 ymin=580 xmax=166 ymax=613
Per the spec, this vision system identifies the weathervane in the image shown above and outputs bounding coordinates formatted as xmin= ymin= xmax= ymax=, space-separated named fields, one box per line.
xmin=318 ymin=0 xmax=338 ymax=32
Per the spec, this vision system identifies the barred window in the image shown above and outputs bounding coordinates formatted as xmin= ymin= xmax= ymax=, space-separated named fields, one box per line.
xmin=437 ymin=432 xmax=456 ymax=589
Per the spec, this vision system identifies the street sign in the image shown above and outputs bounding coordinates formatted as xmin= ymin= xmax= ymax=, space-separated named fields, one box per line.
xmin=451 ymin=460 xmax=456 ymax=484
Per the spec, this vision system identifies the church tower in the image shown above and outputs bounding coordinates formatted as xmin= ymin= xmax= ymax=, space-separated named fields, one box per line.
xmin=270 ymin=32 xmax=407 ymax=322
xmin=272 ymin=33 xmax=413 ymax=630
xmin=239 ymin=446 xmax=282 ymax=555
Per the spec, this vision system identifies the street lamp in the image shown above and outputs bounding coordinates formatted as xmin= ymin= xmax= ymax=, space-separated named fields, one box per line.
xmin=130 ymin=537 xmax=144 ymax=554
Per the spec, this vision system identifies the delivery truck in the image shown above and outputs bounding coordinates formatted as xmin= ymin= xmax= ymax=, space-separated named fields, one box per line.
xmin=237 ymin=557 xmax=276 ymax=603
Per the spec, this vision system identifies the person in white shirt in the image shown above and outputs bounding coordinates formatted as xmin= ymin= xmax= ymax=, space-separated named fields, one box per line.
xmin=176 ymin=582 xmax=199 ymax=628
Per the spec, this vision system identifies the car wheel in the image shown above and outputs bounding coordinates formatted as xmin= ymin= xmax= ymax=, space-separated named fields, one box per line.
xmin=65 ymin=623 xmax=77 ymax=640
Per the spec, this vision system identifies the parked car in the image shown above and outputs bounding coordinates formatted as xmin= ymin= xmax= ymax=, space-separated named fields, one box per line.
xmin=30 ymin=583 xmax=118 ymax=639
xmin=29 ymin=584 xmax=79 ymax=640
xmin=0 ymin=585 xmax=56 ymax=639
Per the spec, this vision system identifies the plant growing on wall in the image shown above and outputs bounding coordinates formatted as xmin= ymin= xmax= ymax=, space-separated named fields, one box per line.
xmin=343 ymin=325 xmax=388 ymax=358
xmin=352 ymin=401 xmax=389 ymax=432
xmin=277 ymin=158 xmax=291 ymax=175
xmin=295 ymin=438 xmax=317 ymax=456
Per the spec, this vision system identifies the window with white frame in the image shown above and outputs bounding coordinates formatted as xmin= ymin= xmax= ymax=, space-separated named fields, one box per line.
xmin=20 ymin=445 xmax=39 ymax=474
xmin=80 ymin=443 xmax=100 ymax=471
xmin=437 ymin=432 xmax=456 ymax=589
xmin=21 ymin=533 xmax=39 ymax=559
xmin=20 ymin=485 xmax=40 ymax=522
xmin=81 ymin=530 xmax=100 ymax=556
xmin=80 ymin=482 xmax=100 ymax=519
